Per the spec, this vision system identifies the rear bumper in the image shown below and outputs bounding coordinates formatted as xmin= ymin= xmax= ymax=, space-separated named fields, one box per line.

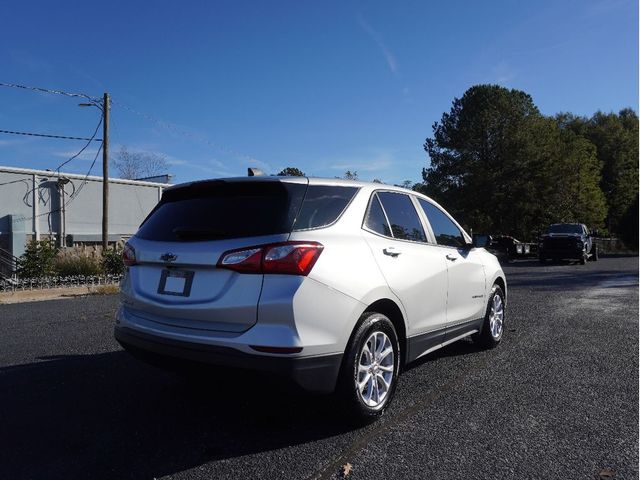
xmin=114 ymin=325 xmax=343 ymax=394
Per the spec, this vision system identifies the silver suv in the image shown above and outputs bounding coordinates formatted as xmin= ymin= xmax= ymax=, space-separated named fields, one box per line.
xmin=115 ymin=176 xmax=506 ymax=420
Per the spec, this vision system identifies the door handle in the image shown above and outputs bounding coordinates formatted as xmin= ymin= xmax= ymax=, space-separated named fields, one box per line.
xmin=383 ymin=247 xmax=402 ymax=257
xmin=446 ymin=254 xmax=458 ymax=261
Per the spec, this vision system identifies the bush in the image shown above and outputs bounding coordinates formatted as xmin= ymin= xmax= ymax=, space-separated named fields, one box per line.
xmin=54 ymin=255 xmax=102 ymax=276
xmin=102 ymin=247 xmax=124 ymax=275
xmin=17 ymin=240 xmax=58 ymax=278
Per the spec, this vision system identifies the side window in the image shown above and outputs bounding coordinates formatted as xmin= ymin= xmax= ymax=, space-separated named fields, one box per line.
xmin=364 ymin=193 xmax=392 ymax=237
xmin=418 ymin=199 xmax=467 ymax=248
xmin=377 ymin=192 xmax=426 ymax=242
xmin=293 ymin=185 xmax=358 ymax=230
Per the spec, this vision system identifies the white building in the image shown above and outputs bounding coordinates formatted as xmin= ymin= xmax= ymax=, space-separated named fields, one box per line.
xmin=0 ymin=165 xmax=169 ymax=259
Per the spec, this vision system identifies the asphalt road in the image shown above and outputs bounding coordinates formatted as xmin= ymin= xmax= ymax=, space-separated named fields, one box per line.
xmin=1 ymin=257 xmax=637 ymax=480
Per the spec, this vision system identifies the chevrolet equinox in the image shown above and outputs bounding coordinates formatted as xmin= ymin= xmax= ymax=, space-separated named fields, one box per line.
xmin=115 ymin=176 xmax=507 ymax=420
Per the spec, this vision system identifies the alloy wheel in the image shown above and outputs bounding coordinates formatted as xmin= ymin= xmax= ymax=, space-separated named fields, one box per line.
xmin=489 ymin=293 xmax=504 ymax=339
xmin=356 ymin=331 xmax=395 ymax=408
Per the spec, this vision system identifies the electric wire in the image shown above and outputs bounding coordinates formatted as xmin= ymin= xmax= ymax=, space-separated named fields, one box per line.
xmin=0 ymin=82 xmax=99 ymax=102
xmin=0 ymin=129 xmax=102 ymax=142
xmin=68 ymin=142 xmax=103 ymax=203
xmin=55 ymin=117 xmax=103 ymax=173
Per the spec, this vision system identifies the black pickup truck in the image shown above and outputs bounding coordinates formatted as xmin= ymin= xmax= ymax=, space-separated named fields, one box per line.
xmin=538 ymin=223 xmax=598 ymax=264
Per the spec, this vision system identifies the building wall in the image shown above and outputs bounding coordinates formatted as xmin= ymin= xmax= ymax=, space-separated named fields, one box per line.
xmin=0 ymin=166 xmax=167 ymax=257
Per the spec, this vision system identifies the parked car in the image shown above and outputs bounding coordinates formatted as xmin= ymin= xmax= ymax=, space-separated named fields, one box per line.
xmin=538 ymin=223 xmax=598 ymax=264
xmin=115 ymin=176 xmax=507 ymax=420
xmin=488 ymin=235 xmax=537 ymax=263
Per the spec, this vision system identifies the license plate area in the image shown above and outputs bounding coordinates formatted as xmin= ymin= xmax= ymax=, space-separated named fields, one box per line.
xmin=158 ymin=269 xmax=194 ymax=297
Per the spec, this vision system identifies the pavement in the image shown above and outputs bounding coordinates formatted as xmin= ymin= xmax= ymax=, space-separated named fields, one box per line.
xmin=0 ymin=257 xmax=637 ymax=480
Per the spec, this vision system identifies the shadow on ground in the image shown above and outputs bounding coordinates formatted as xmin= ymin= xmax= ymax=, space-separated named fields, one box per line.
xmin=0 ymin=336 xmax=487 ymax=479
xmin=0 ymin=351 xmax=354 ymax=479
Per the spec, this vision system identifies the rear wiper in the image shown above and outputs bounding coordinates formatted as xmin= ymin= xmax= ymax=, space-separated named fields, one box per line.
xmin=172 ymin=227 xmax=228 ymax=239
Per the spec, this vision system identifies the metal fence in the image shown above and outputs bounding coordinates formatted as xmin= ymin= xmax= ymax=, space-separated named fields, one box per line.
xmin=594 ymin=238 xmax=637 ymax=255
xmin=0 ymin=274 xmax=122 ymax=293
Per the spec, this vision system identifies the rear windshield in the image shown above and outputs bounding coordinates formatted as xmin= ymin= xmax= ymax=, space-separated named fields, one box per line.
xmin=137 ymin=181 xmax=358 ymax=241
xmin=137 ymin=181 xmax=307 ymax=241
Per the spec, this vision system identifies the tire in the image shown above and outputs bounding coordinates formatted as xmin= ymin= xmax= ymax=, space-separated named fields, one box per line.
xmin=473 ymin=285 xmax=505 ymax=349
xmin=337 ymin=312 xmax=400 ymax=422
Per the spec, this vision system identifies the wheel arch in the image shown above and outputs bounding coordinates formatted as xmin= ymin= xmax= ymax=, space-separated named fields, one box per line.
xmin=493 ymin=275 xmax=507 ymax=302
xmin=360 ymin=298 xmax=408 ymax=367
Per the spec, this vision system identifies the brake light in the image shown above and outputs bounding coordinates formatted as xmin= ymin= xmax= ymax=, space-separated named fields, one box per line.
xmin=217 ymin=242 xmax=323 ymax=276
xmin=123 ymin=243 xmax=137 ymax=267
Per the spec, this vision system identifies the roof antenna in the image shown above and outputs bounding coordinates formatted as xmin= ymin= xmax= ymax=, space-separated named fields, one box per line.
xmin=247 ymin=168 xmax=265 ymax=177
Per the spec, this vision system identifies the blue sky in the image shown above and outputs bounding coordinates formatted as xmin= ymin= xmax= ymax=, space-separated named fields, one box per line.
xmin=0 ymin=0 xmax=637 ymax=185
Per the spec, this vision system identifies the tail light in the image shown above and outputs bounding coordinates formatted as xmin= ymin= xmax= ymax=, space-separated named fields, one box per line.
xmin=218 ymin=242 xmax=323 ymax=276
xmin=123 ymin=243 xmax=137 ymax=267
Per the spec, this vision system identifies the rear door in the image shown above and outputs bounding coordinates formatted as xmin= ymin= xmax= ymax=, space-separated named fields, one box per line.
xmin=416 ymin=198 xmax=486 ymax=337
xmin=122 ymin=179 xmax=307 ymax=333
xmin=362 ymin=191 xmax=449 ymax=343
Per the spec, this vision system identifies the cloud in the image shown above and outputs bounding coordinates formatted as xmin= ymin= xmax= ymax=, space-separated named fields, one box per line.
xmin=356 ymin=13 xmax=398 ymax=75
xmin=52 ymin=148 xmax=102 ymax=160
xmin=490 ymin=61 xmax=517 ymax=85
xmin=329 ymin=151 xmax=395 ymax=173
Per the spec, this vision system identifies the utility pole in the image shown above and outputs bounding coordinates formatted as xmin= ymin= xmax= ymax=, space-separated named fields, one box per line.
xmin=102 ymin=92 xmax=110 ymax=251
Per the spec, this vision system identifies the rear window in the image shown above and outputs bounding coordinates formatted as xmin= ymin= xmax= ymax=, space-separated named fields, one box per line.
xmin=364 ymin=194 xmax=392 ymax=237
xmin=137 ymin=181 xmax=307 ymax=241
xmin=293 ymin=185 xmax=358 ymax=230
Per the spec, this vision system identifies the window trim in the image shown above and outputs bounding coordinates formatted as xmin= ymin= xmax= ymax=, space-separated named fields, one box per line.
xmin=361 ymin=190 xmax=429 ymax=245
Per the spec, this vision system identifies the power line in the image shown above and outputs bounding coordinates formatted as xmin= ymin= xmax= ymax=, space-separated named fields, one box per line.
xmin=0 ymin=82 xmax=99 ymax=102
xmin=0 ymin=129 xmax=103 ymax=142
xmin=0 ymin=178 xmax=31 ymax=187
xmin=54 ymin=116 xmax=103 ymax=173
xmin=69 ymin=141 xmax=104 ymax=202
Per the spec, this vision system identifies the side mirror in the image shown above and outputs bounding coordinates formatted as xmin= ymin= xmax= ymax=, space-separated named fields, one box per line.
xmin=472 ymin=234 xmax=492 ymax=248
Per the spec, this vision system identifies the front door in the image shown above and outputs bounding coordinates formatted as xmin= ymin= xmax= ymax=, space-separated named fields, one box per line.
xmin=416 ymin=198 xmax=486 ymax=337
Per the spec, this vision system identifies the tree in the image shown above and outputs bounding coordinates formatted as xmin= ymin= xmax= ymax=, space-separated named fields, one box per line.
xmin=344 ymin=170 xmax=358 ymax=180
xmin=619 ymin=194 xmax=639 ymax=249
xmin=17 ymin=240 xmax=58 ymax=278
xmin=396 ymin=180 xmax=413 ymax=189
xmin=559 ymin=109 xmax=638 ymax=233
xmin=277 ymin=167 xmax=305 ymax=176
xmin=423 ymin=85 xmax=607 ymax=239
xmin=112 ymin=146 xmax=169 ymax=180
